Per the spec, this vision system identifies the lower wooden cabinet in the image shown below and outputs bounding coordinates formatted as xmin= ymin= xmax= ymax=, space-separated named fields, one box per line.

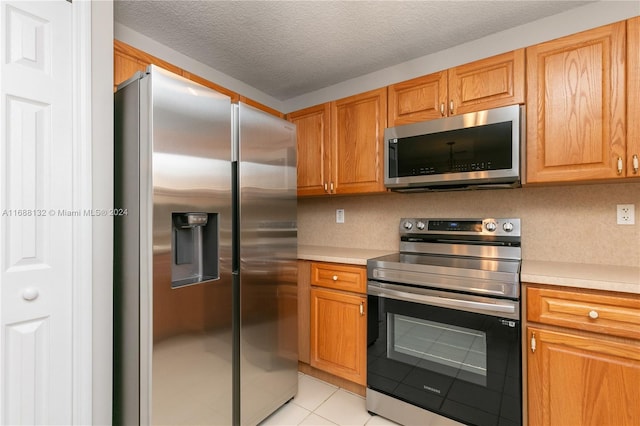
xmin=526 ymin=285 xmax=640 ymax=426
xmin=310 ymin=286 xmax=367 ymax=386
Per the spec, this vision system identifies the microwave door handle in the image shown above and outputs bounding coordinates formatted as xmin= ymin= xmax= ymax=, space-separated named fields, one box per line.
xmin=368 ymin=284 xmax=516 ymax=317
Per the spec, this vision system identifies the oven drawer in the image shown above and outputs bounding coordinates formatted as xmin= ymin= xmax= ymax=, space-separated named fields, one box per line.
xmin=527 ymin=286 xmax=640 ymax=340
xmin=311 ymin=262 xmax=367 ymax=294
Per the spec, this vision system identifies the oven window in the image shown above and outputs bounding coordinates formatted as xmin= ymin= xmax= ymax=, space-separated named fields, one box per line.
xmin=388 ymin=314 xmax=487 ymax=387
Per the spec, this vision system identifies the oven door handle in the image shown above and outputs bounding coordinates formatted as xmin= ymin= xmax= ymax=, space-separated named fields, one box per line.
xmin=368 ymin=282 xmax=519 ymax=318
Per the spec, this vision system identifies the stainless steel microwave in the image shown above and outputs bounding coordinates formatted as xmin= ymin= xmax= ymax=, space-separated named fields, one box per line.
xmin=384 ymin=105 xmax=524 ymax=191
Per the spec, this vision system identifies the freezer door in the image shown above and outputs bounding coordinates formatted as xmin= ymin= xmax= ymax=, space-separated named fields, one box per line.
xmin=237 ymin=103 xmax=298 ymax=425
xmin=149 ymin=66 xmax=233 ymax=425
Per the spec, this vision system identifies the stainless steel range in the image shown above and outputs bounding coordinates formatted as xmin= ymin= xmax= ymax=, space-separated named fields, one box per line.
xmin=366 ymin=218 xmax=522 ymax=426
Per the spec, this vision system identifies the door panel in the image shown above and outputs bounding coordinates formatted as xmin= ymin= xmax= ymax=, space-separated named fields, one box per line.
xmin=1 ymin=1 xmax=73 ymax=424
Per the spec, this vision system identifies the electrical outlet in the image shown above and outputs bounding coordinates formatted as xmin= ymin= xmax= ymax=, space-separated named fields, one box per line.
xmin=336 ymin=209 xmax=345 ymax=224
xmin=616 ymin=204 xmax=635 ymax=225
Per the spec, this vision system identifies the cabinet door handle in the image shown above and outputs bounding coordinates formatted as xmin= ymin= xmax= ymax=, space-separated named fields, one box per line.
xmin=440 ymin=103 xmax=445 ymax=116
xmin=633 ymin=154 xmax=639 ymax=174
xmin=330 ymin=181 xmax=334 ymax=193
xmin=324 ymin=182 xmax=328 ymax=193
xmin=530 ymin=332 xmax=536 ymax=353
xmin=449 ymin=100 xmax=454 ymax=115
xmin=617 ymin=157 xmax=623 ymax=175
xmin=332 ymin=275 xmax=338 ymax=281
xmin=588 ymin=310 xmax=599 ymax=319
xmin=359 ymin=302 xmax=364 ymax=316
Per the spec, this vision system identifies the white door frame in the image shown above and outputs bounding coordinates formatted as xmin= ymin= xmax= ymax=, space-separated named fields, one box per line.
xmin=71 ymin=0 xmax=94 ymax=424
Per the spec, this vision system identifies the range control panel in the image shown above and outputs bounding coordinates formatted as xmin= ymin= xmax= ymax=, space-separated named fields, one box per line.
xmin=399 ymin=218 xmax=521 ymax=237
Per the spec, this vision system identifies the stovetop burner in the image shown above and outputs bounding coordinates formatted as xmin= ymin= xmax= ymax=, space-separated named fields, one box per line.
xmin=367 ymin=218 xmax=521 ymax=299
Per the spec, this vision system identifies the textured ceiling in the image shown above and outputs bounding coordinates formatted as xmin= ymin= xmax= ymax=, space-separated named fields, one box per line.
xmin=114 ymin=0 xmax=592 ymax=101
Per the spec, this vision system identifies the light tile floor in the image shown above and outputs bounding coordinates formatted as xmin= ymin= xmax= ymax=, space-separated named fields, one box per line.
xmin=259 ymin=373 xmax=400 ymax=426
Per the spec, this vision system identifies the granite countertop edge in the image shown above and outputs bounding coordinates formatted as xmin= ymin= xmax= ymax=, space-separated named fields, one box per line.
xmin=298 ymin=245 xmax=640 ymax=295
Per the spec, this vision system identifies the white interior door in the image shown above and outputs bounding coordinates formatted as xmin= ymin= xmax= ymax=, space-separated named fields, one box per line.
xmin=0 ymin=1 xmax=75 ymax=423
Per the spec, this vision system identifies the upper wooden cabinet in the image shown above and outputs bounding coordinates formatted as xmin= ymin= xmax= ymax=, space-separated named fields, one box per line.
xmin=288 ymin=103 xmax=332 ymax=196
xmin=290 ymin=88 xmax=387 ymax=196
xmin=627 ymin=17 xmax=640 ymax=179
xmin=387 ymin=49 xmax=525 ymax=126
xmin=387 ymin=71 xmax=447 ymax=125
xmin=332 ymin=88 xmax=387 ymax=195
xmin=525 ymin=22 xmax=629 ymax=183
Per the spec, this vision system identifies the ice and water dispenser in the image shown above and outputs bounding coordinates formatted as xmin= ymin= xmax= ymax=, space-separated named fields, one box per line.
xmin=171 ymin=212 xmax=219 ymax=288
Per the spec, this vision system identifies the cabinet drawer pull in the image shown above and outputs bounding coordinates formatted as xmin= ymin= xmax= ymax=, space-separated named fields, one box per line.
xmin=530 ymin=331 xmax=536 ymax=353
xmin=588 ymin=310 xmax=599 ymax=319
xmin=617 ymin=157 xmax=623 ymax=175
xmin=633 ymin=154 xmax=639 ymax=174
xmin=332 ymin=275 xmax=338 ymax=281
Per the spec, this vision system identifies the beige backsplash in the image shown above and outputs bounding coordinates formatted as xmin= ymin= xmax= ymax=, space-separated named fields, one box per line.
xmin=298 ymin=181 xmax=640 ymax=267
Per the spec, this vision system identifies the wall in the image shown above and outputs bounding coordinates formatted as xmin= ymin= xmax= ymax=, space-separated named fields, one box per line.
xmin=298 ymin=181 xmax=640 ymax=268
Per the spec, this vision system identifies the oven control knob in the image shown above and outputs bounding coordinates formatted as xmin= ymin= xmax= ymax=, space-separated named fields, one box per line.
xmin=485 ymin=221 xmax=497 ymax=232
xmin=416 ymin=221 xmax=426 ymax=230
xmin=403 ymin=221 xmax=413 ymax=230
xmin=503 ymin=222 xmax=514 ymax=232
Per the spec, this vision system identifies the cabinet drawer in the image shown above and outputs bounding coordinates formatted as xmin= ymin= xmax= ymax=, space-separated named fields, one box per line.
xmin=527 ymin=286 xmax=640 ymax=340
xmin=311 ymin=262 xmax=367 ymax=294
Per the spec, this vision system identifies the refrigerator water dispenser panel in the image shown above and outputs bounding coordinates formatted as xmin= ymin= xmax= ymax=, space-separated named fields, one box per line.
xmin=171 ymin=212 xmax=219 ymax=288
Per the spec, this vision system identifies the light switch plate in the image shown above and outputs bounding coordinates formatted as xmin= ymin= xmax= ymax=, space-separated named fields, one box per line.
xmin=336 ymin=209 xmax=345 ymax=224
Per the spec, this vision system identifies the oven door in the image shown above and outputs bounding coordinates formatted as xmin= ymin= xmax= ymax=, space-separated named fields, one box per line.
xmin=367 ymin=282 xmax=521 ymax=426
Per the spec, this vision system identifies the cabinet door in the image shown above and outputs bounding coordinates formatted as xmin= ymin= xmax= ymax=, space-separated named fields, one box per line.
xmin=526 ymin=22 xmax=626 ymax=183
xmin=297 ymin=261 xmax=311 ymax=364
xmin=310 ymin=288 xmax=367 ymax=385
xmin=628 ymin=17 xmax=640 ymax=178
xmin=288 ymin=103 xmax=332 ymax=196
xmin=448 ymin=49 xmax=525 ymax=115
xmin=387 ymin=71 xmax=448 ymax=126
xmin=527 ymin=327 xmax=640 ymax=426
xmin=332 ymin=88 xmax=387 ymax=195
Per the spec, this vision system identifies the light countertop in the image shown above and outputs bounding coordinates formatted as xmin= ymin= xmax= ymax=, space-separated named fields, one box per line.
xmin=298 ymin=245 xmax=394 ymax=266
xmin=521 ymin=260 xmax=640 ymax=295
xmin=298 ymin=245 xmax=640 ymax=295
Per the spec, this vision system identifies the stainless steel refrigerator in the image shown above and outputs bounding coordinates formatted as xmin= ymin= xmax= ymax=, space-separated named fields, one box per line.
xmin=113 ymin=65 xmax=298 ymax=426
